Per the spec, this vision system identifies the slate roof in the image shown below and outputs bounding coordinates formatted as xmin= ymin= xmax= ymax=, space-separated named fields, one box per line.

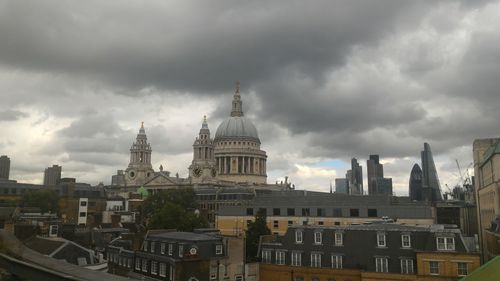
xmin=148 ymin=231 xmax=221 ymax=242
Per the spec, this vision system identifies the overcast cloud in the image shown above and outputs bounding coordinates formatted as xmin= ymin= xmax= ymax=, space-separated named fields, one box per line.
xmin=1 ymin=0 xmax=499 ymax=195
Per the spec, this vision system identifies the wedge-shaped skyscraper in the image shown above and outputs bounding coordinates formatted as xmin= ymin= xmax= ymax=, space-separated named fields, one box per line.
xmin=421 ymin=142 xmax=443 ymax=201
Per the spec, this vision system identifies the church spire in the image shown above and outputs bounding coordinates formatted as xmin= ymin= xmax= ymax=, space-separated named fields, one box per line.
xmin=230 ymin=81 xmax=244 ymax=117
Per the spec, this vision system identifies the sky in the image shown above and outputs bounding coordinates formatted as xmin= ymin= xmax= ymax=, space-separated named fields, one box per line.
xmin=1 ymin=0 xmax=499 ymax=195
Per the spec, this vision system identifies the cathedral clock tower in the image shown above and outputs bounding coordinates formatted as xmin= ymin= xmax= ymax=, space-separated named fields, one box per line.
xmin=189 ymin=116 xmax=217 ymax=183
xmin=125 ymin=122 xmax=155 ymax=186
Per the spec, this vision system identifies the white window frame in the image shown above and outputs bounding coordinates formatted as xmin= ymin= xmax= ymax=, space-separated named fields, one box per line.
xmin=276 ymin=251 xmax=285 ymax=265
xmin=135 ymin=258 xmax=141 ymax=270
xmin=457 ymin=262 xmax=468 ymax=276
xmin=429 ymin=261 xmax=439 ymax=275
xmin=377 ymin=233 xmax=386 ymax=247
xmin=314 ymin=231 xmax=322 ymax=244
xmin=262 ymin=249 xmax=272 ymax=264
xmin=159 ymin=262 xmax=167 ymax=277
xmin=335 ymin=232 xmax=343 ymax=246
xmin=375 ymin=257 xmax=388 ymax=273
xmin=169 ymin=264 xmax=174 ymax=281
xmin=295 ymin=230 xmax=303 ymax=244
xmin=216 ymin=244 xmax=223 ymax=255
xmin=310 ymin=253 xmax=321 ymax=268
xmin=436 ymin=237 xmax=455 ymax=251
xmin=179 ymin=244 xmax=184 ymax=257
xmin=400 ymin=259 xmax=413 ymax=274
xmin=331 ymin=255 xmax=343 ymax=269
xmin=143 ymin=241 xmax=148 ymax=251
xmin=150 ymin=241 xmax=155 ymax=253
xmin=151 ymin=260 xmax=158 ymax=275
xmin=141 ymin=258 xmax=148 ymax=272
xmin=161 ymin=243 xmax=166 ymax=254
xmin=291 ymin=251 xmax=301 ymax=266
xmin=401 ymin=234 xmax=411 ymax=248
xmin=168 ymin=243 xmax=173 ymax=255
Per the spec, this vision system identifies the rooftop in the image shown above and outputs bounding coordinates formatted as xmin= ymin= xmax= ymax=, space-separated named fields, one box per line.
xmin=148 ymin=231 xmax=221 ymax=242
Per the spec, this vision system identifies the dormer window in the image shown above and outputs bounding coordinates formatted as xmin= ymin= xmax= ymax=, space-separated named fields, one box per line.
xmin=216 ymin=244 xmax=223 ymax=255
xmin=335 ymin=232 xmax=343 ymax=246
xmin=377 ymin=233 xmax=386 ymax=247
xmin=178 ymin=244 xmax=184 ymax=257
xmin=436 ymin=237 xmax=455 ymax=251
xmin=314 ymin=231 xmax=322 ymax=245
xmin=295 ymin=230 xmax=303 ymax=244
xmin=401 ymin=234 xmax=411 ymax=248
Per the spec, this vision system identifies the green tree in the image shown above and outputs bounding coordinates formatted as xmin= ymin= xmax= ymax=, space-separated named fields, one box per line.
xmin=245 ymin=208 xmax=271 ymax=262
xmin=142 ymin=188 xmax=208 ymax=231
xmin=21 ymin=189 xmax=60 ymax=214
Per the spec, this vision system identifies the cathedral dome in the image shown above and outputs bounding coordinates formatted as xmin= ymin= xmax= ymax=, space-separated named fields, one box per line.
xmin=214 ymin=116 xmax=260 ymax=142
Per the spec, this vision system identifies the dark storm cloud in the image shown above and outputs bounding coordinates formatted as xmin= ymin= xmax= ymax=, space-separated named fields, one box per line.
xmin=0 ymin=109 xmax=27 ymax=121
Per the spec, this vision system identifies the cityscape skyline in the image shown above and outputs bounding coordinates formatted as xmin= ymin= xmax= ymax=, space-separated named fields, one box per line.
xmin=1 ymin=1 xmax=499 ymax=195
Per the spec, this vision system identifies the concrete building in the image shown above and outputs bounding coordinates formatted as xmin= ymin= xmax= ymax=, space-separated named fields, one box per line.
xmin=213 ymin=82 xmax=268 ymax=184
xmin=335 ymin=178 xmax=348 ymax=194
xmin=347 ymin=158 xmax=363 ymax=195
xmin=373 ymin=178 xmax=393 ymax=195
xmin=421 ymin=143 xmax=443 ymax=201
xmin=43 ymin=164 xmax=62 ymax=186
xmin=0 ymin=155 xmax=10 ymax=180
xmin=473 ymin=137 xmax=500 ymax=262
xmin=111 ymin=170 xmax=126 ymax=186
xmin=216 ymin=190 xmax=435 ymax=236
xmin=258 ymin=224 xmax=479 ymax=281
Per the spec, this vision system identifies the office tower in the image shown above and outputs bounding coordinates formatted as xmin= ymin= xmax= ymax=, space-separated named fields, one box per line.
xmin=348 ymin=158 xmax=363 ymax=195
xmin=367 ymin=155 xmax=384 ymax=195
xmin=374 ymin=178 xmax=393 ymax=195
xmin=335 ymin=178 xmax=349 ymax=194
xmin=421 ymin=143 xmax=443 ymax=201
xmin=43 ymin=165 xmax=62 ymax=186
xmin=0 ymin=155 xmax=10 ymax=180
xmin=409 ymin=164 xmax=423 ymax=201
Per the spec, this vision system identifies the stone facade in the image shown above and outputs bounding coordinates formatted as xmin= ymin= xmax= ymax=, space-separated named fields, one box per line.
xmin=189 ymin=116 xmax=217 ymax=184
xmin=124 ymin=123 xmax=155 ymax=186
xmin=212 ymin=83 xmax=267 ymax=184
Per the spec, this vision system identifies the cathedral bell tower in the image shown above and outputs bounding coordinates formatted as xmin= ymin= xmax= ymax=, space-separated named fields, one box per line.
xmin=125 ymin=122 xmax=155 ymax=186
xmin=189 ymin=116 xmax=217 ymax=184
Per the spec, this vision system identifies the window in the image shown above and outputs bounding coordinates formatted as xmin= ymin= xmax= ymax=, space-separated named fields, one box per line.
xmin=161 ymin=243 xmax=166 ymax=254
xmin=436 ymin=237 xmax=455 ymax=251
xmin=331 ymin=255 xmax=343 ymax=269
xmin=168 ymin=243 xmax=173 ymax=255
xmin=235 ymin=276 xmax=243 ymax=281
xmin=287 ymin=208 xmax=295 ymax=216
xmin=246 ymin=208 xmax=253 ymax=215
xmin=273 ymin=220 xmax=279 ymax=228
xmin=375 ymin=257 xmax=388 ymax=273
xmin=288 ymin=220 xmax=293 ymax=226
xmin=333 ymin=208 xmax=342 ymax=217
xmin=79 ymin=212 xmax=86 ymax=217
xmin=317 ymin=208 xmax=325 ymax=216
xmin=367 ymin=208 xmax=377 ymax=217
xmin=142 ymin=259 xmax=148 ymax=272
xmin=295 ymin=230 xmax=303 ymax=243
xmin=178 ymin=244 xmax=184 ymax=257
xmin=150 ymin=241 xmax=155 ymax=253
xmin=151 ymin=261 xmax=158 ymax=275
xmin=291 ymin=251 xmax=301 ymax=266
xmin=312 ymin=278 xmax=320 ymax=281
xmin=335 ymin=232 xmax=343 ymax=246
xmin=273 ymin=208 xmax=281 ymax=216
xmin=318 ymin=221 xmax=324 ymax=225
xmin=377 ymin=233 xmax=386 ymax=247
xmin=262 ymin=250 xmax=272 ymax=264
xmin=302 ymin=208 xmax=310 ymax=216
xmin=143 ymin=241 xmax=148 ymax=251
xmin=400 ymin=259 xmax=413 ymax=274
xmin=169 ymin=265 xmax=174 ymax=281
xmin=216 ymin=244 xmax=223 ymax=255
xmin=135 ymin=258 xmax=141 ymax=270
xmin=429 ymin=261 xmax=439 ymax=275
xmin=294 ymin=277 xmax=304 ymax=281
xmin=334 ymin=221 xmax=340 ymax=226
xmin=276 ymin=251 xmax=285 ymax=265
xmin=457 ymin=262 xmax=468 ymax=276
xmin=349 ymin=209 xmax=359 ymax=217
xmin=80 ymin=201 xmax=87 ymax=206
xmin=401 ymin=235 xmax=411 ymax=248
xmin=314 ymin=231 xmax=322 ymax=244
xmin=159 ymin=263 xmax=167 ymax=277
xmin=311 ymin=253 xmax=321 ymax=267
